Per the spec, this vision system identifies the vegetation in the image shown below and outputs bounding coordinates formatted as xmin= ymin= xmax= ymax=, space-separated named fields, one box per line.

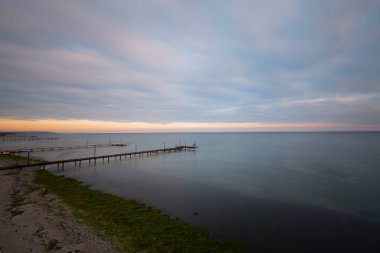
xmin=0 ymin=154 xmax=27 ymax=162
xmin=35 ymin=169 xmax=242 ymax=253
xmin=0 ymin=154 xmax=42 ymax=163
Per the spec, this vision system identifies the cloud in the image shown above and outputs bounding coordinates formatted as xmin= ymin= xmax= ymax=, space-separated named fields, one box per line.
xmin=0 ymin=1 xmax=380 ymax=130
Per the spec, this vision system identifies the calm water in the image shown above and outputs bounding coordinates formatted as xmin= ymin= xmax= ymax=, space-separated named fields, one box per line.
xmin=3 ymin=132 xmax=380 ymax=252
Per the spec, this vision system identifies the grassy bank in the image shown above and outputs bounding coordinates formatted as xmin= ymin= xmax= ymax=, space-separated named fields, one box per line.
xmin=35 ymin=169 xmax=242 ymax=253
xmin=0 ymin=154 xmax=42 ymax=163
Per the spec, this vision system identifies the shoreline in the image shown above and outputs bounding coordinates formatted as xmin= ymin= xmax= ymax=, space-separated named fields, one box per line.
xmin=0 ymin=155 xmax=242 ymax=252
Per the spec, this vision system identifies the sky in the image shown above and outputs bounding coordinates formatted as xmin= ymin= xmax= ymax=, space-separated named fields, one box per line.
xmin=0 ymin=0 xmax=380 ymax=132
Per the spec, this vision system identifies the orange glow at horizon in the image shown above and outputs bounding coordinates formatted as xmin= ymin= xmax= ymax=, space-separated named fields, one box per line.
xmin=0 ymin=118 xmax=342 ymax=133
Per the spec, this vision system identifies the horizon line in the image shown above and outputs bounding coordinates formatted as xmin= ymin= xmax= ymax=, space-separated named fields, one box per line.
xmin=1 ymin=118 xmax=380 ymax=133
xmin=2 ymin=130 xmax=380 ymax=135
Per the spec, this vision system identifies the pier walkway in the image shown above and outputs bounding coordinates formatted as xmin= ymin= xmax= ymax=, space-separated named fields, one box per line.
xmin=0 ymin=145 xmax=198 ymax=171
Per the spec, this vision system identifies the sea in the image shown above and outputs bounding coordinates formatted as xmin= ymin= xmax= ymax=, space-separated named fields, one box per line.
xmin=2 ymin=132 xmax=380 ymax=252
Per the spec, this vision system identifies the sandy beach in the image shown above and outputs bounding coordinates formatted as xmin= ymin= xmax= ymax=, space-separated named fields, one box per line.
xmin=0 ymin=157 xmax=117 ymax=253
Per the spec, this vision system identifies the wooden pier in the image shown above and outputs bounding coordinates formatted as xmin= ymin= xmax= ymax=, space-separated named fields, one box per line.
xmin=0 ymin=145 xmax=198 ymax=171
xmin=10 ymin=143 xmax=128 ymax=153
xmin=1 ymin=136 xmax=58 ymax=142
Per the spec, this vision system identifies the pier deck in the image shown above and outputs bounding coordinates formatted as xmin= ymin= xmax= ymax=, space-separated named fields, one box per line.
xmin=0 ymin=145 xmax=197 ymax=170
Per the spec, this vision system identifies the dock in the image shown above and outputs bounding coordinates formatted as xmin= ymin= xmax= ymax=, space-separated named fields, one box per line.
xmin=1 ymin=136 xmax=58 ymax=142
xmin=0 ymin=145 xmax=198 ymax=171
xmin=9 ymin=143 xmax=129 ymax=153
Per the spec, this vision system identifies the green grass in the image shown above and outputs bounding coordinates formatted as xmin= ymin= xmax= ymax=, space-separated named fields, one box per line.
xmin=0 ymin=154 xmax=42 ymax=163
xmin=35 ymin=170 xmax=242 ymax=253
xmin=0 ymin=154 xmax=28 ymax=161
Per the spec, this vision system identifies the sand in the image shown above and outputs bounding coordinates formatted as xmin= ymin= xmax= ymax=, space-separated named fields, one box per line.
xmin=0 ymin=157 xmax=117 ymax=253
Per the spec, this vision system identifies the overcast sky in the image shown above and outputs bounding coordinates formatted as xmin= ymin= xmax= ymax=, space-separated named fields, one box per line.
xmin=0 ymin=0 xmax=379 ymax=132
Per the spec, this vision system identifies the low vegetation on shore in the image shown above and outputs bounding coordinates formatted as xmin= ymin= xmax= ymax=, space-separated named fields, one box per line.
xmin=35 ymin=169 xmax=242 ymax=252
